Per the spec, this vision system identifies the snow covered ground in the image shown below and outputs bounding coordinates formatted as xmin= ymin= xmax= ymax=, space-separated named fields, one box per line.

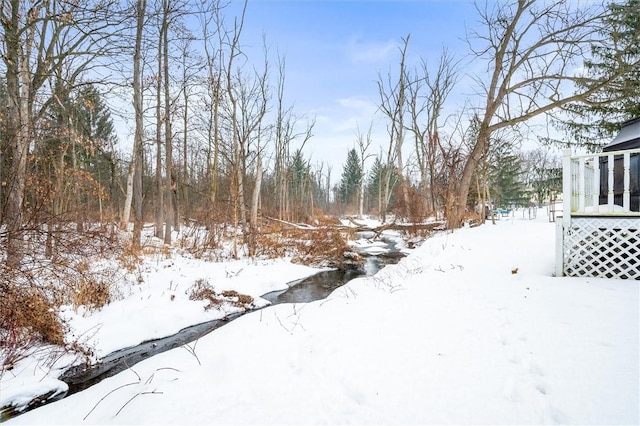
xmin=3 ymin=210 xmax=639 ymax=424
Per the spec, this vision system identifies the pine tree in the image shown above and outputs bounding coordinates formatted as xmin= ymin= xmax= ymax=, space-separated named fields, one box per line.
xmin=558 ymin=0 xmax=640 ymax=149
xmin=339 ymin=148 xmax=362 ymax=206
xmin=367 ymin=157 xmax=384 ymax=206
xmin=488 ymin=141 xmax=527 ymax=209
xmin=290 ymin=149 xmax=309 ymax=200
xmin=72 ymin=85 xmax=119 ymax=207
xmin=366 ymin=156 xmax=398 ymax=215
xmin=289 ymin=148 xmax=311 ymax=219
xmin=74 ymin=85 xmax=118 ymax=151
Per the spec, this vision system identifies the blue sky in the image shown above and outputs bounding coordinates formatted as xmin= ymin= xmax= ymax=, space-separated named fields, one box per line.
xmin=225 ymin=0 xmax=478 ymax=176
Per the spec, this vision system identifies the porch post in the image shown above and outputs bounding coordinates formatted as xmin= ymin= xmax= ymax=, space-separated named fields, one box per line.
xmin=623 ymin=152 xmax=631 ymax=210
xmin=555 ymin=218 xmax=564 ymax=277
xmin=562 ymin=149 xmax=572 ymax=228
xmin=557 ymin=148 xmax=572 ymax=278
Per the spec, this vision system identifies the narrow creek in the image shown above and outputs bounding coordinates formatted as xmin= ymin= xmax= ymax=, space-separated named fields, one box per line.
xmin=4 ymin=233 xmax=405 ymax=419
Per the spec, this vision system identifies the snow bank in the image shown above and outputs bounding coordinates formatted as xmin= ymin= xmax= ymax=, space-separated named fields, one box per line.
xmin=4 ymin=211 xmax=639 ymax=424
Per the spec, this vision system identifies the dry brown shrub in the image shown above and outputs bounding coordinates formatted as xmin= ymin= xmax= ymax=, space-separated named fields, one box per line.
xmin=118 ymin=243 xmax=142 ymax=272
xmin=288 ymin=227 xmax=357 ymax=268
xmin=142 ymin=243 xmax=171 ymax=258
xmin=72 ymin=278 xmax=111 ymax=311
xmin=235 ymin=294 xmax=253 ymax=307
xmin=188 ymin=279 xmax=223 ymax=310
xmin=221 ymin=290 xmax=254 ymax=307
xmin=308 ymin=214 xmax=342 ymax=227
xmin=188 ymin=281 xmax=254 ymax=311
xmin=461 ymin=210 xmax=483 ymax=227
xmin=178 ymin=223 xmax=225 ymax=256
xmin=1 ymin=282 xmax=66 ymax=371
xmin=0 ymin=285 xmax=65 ymax=347
xmin=76 ymin=260 xmax=90 ymax=273
xmin=254 ymin=224 xmax=289 ymax=258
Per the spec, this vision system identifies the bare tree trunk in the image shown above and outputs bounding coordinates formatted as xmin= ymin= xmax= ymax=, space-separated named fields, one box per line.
xmin=132 ymin=0 xmax=147 ymax=249
xmin=180 ymin=47 xmax=189 ymax=228
xmin=199 ymin=1 xmax=223 ymax=212
xmin=249 ymin=149 xmax=262 ymax=256
xmin=250 ymin=154 xmax=262 ymax=230
xmin=155 ymin=16 xmax=165 ymax=241
xmin=395 ymin=36 xmax=410 ymax=218
xmin=225 ymin=0 xmax=247 ymax=257
xmin=377 ymin=35 xmax=411 ymax=221
xmin=274 ymin=56 xmax=290 ymax=221
xmin=121 ymin=157 xmax=135 ymax=230
xmin=3 ymin=0 xmax=32 ymax=268
xmin=162 ymin=0 xmax=173 ymax=245
xmin=356 ymin=125 xmax=373 ymax=219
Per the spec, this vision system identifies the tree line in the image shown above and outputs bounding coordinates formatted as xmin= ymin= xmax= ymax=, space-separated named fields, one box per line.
xmin=0 ymin=0 xmax=638 ymax=268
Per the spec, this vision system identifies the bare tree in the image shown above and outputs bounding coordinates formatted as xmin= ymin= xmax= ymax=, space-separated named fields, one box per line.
xmin=271 ymin=54 xmax=315 ymax=222
xmin=377 ymin=35 xmax=411 ymax=219
xmin=132 ymin=0 xmax=147 ymax=249
xmin=162 ymin=0 xmax=174 ymax=244
xmin=454 ymin=0 xmax=635 ymax=227
xmin=111 ymin=3 xmax=148 ymax=235
xmin=176 ymin=31 xmax=201 ymax=228
xmin=0 ymin=0 xmax=120 ymax=267
xmin=273 ymin=55 xmax=293 ymax=221
xmin=221 ymin=0 xmax=249 ymax=257
xmin=150 ymin=0 xmax=167 ymax=240
xmin=355 ymin=125 xmax=374 ymax=218
xmin=406 ymin=49 xmax=459 ymax=215
xmin=235 ymin=41 xmax=269 ymax=255
xmin=197 ymin=0 xmax=226 ymax=216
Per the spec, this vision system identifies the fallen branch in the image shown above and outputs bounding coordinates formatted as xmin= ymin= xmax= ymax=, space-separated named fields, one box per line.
xmin=263 ymin=215 xmax=446 ymax=240
xmin=263 ymin=216 xmax=322 ymax=230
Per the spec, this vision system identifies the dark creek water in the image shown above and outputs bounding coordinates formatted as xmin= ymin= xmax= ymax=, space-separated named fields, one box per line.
xmin=2 ymin=234 xmax=404 ymax=420
xmin=262 ymin=252 xmax=401 ymax=304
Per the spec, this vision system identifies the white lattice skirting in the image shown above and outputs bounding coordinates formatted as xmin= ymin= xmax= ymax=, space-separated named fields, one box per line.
xmin=563 ymin=217 xmax=639 ymax=279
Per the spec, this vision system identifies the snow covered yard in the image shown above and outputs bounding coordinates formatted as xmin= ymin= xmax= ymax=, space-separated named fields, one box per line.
xmin=3 ymin=211 xmax=639 ymax=424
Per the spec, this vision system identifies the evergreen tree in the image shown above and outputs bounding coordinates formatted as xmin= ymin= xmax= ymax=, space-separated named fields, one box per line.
xmin=557 ymin=0 xmax=640 ymax=149
xmin=37 ymin=83 xmax=119 ymax=219
xmin=488 ymin=141 xmax=527 ymax=209
xmin=290 ymin=149 xmax=308 ymax=195
xmin=339 ymin=148 xmax=362 ymax=206
xmin=367 ymin=157 xmax=384 ymax=205
xmin=366 ymin=156 xmax=398 ymax=214
xmin=73 ymin=85 xmax=119 ymax=207
xmin=289 ymin=149 xmax=311 ymax=219
xmin=74 ymin=85 xmax=118 ymax=152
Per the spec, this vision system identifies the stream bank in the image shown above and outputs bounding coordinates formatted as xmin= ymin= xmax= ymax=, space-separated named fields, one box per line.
xmin=1 ymin=231 xmax=407 ymax=421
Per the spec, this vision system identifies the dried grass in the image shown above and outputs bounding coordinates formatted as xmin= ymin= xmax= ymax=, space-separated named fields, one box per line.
xmin=188 ymin=280 xmax=254 ymax=310
xmin=0 ymin=280 xmax=66 ymax=372
xmin=72 ymin=278 xmax=111 ymax=311
xmin=188 ymin=279 xmax=223 ymax=310
xmin=254 ymin=222 xmax=355 ymax=267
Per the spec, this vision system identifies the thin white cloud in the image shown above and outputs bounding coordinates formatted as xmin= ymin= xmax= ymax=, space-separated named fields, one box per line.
xmin=304 ymin=96 xmax=389 ymax=176
xmin=346 ymin=36 xmax=397 ymax=64
xmin=313 ymin=96 xmax=378 ymax=134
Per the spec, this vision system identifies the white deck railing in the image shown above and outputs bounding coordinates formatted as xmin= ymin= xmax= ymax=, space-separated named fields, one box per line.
xmin=557 ymin=148 xmax=640 ymax=279
xmin=561 ymin=147 xmax=640 ymax=227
